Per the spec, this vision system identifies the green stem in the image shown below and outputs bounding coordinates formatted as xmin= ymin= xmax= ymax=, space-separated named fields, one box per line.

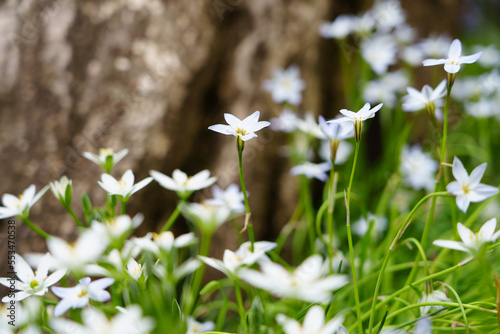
xmin=346 ymin=140 xmax=363 ymax=334
xmin=385 ymin=301 xmax=495 ymax=322
xmin=237 ymin=139 xmax=254 ymax=252
xmin=350 ymin=263 xmax=464 ymax=332
xmin=66 ymin=206 xmax=85 ymax=228
xmin=300 ymin=176 xmax=316 ymax=253
xmin=187 ymin=231 xmax=212 ymax=315
xmin=21 ymin=217 xmax=49 ymax=239
xmin=234 ymin=279 xmax=248 ymax=333
xmin=367 ymin=250 xmax=391 ymax=334
xmin=347 ymin=141 xmax=360 ymax=205
xmin=395 ymin=84 xmax=452 ymax=316
xmin=120 ymin=198 xmax=127 ymax=215
xmin=327 ymin=165 xmax=337 ymax=274
xmin=161 ymin=200 xmax=185 ymax=232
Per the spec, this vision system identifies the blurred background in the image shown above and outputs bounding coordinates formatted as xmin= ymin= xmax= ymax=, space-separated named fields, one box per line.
xmin=0 ymin=0 xmax=497 ymax=265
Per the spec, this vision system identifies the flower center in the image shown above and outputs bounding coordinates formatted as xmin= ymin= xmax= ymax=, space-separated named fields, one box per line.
xmin=77 ymin=287 xmax=88 ymax=298
xmin=462 ymin=185 xmax=470 ymax=194
xmin=99 ymin=148 xmax=114 ymax=157
xmin=30 ymin=280 xmax=39 ymax=289
xmin=236 ymin=128 xmax=247 ymax=136
xmin=133 ymin=264 xmax=142 ymax=276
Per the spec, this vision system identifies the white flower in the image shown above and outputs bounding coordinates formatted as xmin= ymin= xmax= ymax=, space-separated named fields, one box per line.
xmin=262 ymin=66 xmax=306 ymax=105
xmin=319 ymin=140 xmax=352 ymax=165
xmin=270 ymin=108 xmax=300 ymax=133
xmin=418 ymin=290 xmax=450 ymax=315
xmin=352 ymin=213 xmax=387 ymax=239
xmin=393 ymin=24 xmax=416 ymax=44
xmin=446 ymin=156 xmax=499 ymax=213
xmin=83 ymin=148 xmax=128 ymax=172
xmin=91 ymin=214 xmax=144 ymax=239
xmin=49 ymin=176 xmax=72 ymax=205
xmin=361 ymin=34 xmax=398 ymax=75
xmin=401 ymin=44 xmax=426 ymax=67
xmin=150 ymin=169 xmax=216 ymax=198
xmin=290 ymin=162 xmax=331 ymax=182
xmin=205 ymin=184 xmax=245 ymax=214
xmin=51 ymin=306 xmax=154 ymax=334
xmin=465 ymin=98 xmax=499 ymax=118
xmin=115 ymin=305 xmax=155 ymax=334
xmin=209 ymin=111 xmax=271 ymax=141
xmin=372 ymin=0 xmax=406 ymax=32
xmin=52 ymin=277 xmax=114 ymax=317
xmin=241 ymin=255 xmax=348 ymax=302
xmin=402 ymin=80 xmax=446 ymax=118
xmin=181 ymin=202 xmax=231 ymax=235
xmin=475 ymin=44 xmax=500 ymax=68
xmin=352 ymin=12 xmax=376 ymax=37
xmin=363 ymin=80 xmax=397 ymax=109
xmin=0 ymin=185 xmax=48 ymax=219
xmin=419 ymin=35 xmax=452 ymax=58
xmin=332 ymin=103 xmax=383 ymax=141
xmin=98 ymin=169 xmax=152 ymax=201
xmin=297 ymin=111 xmax=326 ymax=139
xmin=423 ymin=39 xmax=482 ymax=74
xmin=0 ymin=253 xmax=66 ymax=302
xmin=338 ymin=102 xmax=383 ymax=123
xmin=318 ymin=116 xmax=353 ymax=141
xmin=47 ymin=228 xmax=109 ymax=271
xmin=363 ymin=71 xmax=408 ymax=109
xmin=186 ymin=317 xmax=215 ymax=334
xmin=131 ymin=231 xmax=196 ymax=255
xmin=433 ymin=218 xmax=500 ymax=255
xmin=276 ymin=305 xmax=345 ymax=334
xmin=199 ymin=241 xmax=276 ymax=277
xmin=126 ymin=258 xmax=144 ymax=281
xmin=400 ymin=145 xmax=439 ymax=191
xmin=319 ymin=15 xmax=354 ymax=39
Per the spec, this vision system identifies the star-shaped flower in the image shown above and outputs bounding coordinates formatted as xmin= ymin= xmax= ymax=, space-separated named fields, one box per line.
xmin=0 ymin=253 xmax=66 ymax=302
xmin=150 ymin=169 xmax=216 ymax=198
xmin=98 ymin=169 xmax=153 ymax=201
xmin=423 ymin=39 xmax=482 ymax=73
xmin=276 ymin=305 xmax=345 ymax=334
xmin=0 ymin=185 xmax=48 ymax=219
xmin=205 ymin=184 xmax=245 ymax=214
xmin=262 ymin=66 xmax=306 ymax=105
xmin=433 ymin=218 xmax=500 ymax=255
xmin=208 ymin=111 xmax=270 ymax=141
xmin=199 ymin=241 xmax=276 ymax=277
xmin=290 ymin=162 xmax=331 ymax=182
xmin=51 ymin=277 xmax=114 ymax=317
xmin=446 ymin=156 xmax=499 ymax=213
xmin=241 ymin=255 xmax=348 ymax=303
xmin=318 ymin=115 xmax=353 ymax=141
xmin=402 ymin=80 xmax=446 ymax=123
xmin=331 ymin=103 xmax=383 ymax=141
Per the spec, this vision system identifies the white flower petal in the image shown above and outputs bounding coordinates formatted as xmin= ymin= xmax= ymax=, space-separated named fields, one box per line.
xmin=422 ymin=58 xmax=446 ymax=66
xmin=433 ymin=239 xmax=469 ymax=253
xmin=460 ymin=52 xmax=482 ymax=64
xmin=448 ymin=39 xmax=462 ymax=58
xmin=452 ymin=157 xmax=469 ymax=185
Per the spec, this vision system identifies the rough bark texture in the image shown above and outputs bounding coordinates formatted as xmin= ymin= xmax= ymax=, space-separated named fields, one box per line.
xmin=0 ymin=0 xmax=460 ymax=265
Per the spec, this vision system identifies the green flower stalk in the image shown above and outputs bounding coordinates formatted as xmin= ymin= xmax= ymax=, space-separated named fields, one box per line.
xmin=208 ymin=111 xmax=270 ymax=251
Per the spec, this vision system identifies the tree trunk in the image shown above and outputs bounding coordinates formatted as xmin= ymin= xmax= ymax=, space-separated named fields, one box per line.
xmin=0 ymin=0 xmax=460 ymax=266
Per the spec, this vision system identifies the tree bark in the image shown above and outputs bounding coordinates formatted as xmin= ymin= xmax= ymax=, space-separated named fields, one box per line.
xmin=0 ymin=0 xmax=460 ymax=265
